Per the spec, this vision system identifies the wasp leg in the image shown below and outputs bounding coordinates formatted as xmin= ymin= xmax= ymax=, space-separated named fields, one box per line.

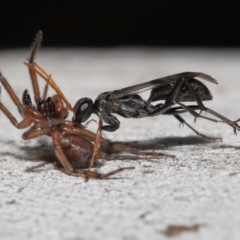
xmin=149 ymin=101 xmax=176 ymax=117
xmin=177 ymin=102 xmax=240 ymax=134
xmin=174 ymin=115 xmax=221 ymax=141
xmin=149 ymin=77 xmax=212 ymax=121
xmin=176 ymin=103 xmax=219 ymax=123
xmin=183 ymin=78 xmax=206 ymax=110
xmin=101 ymin=115 xmax=120 ymax=131
xmin=165 ymin=78 xmax=185 ymax=104
xmin=149 ymin=78 xmax=185 ymax=117
xmin=163 ymin=105 xmax=221 ymax=140
xmin=204 ymin=108 xmax=240 ymax=134
xmin=165 ymin=77 xmax=208 ymax=117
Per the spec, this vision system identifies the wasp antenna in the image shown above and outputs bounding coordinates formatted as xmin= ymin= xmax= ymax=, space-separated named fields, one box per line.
xmin=29 ymin=30 xmax=43 ymax=64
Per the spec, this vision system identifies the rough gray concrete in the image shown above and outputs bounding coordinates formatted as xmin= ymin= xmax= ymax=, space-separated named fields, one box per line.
xmin=1 ymin=48 xmax=240 ymax=240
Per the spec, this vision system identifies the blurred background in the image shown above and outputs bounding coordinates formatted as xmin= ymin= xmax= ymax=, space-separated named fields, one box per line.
xmin=1 ymin=1 xmax=239 ymax=48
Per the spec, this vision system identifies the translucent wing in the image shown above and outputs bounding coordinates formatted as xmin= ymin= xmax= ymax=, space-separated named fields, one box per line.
xmin=109 ymin=72 xmax=218 ymax=100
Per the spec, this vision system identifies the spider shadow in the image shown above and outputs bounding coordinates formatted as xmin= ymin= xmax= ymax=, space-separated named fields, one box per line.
xmin=124 ymin=136 xmax=216 ymax=150
xmin=0 ymin=135 xmax=237 ymax=174
xmin=102 ymin=135 xmax=220 ymax=155
xmin=0 ymin=140 xmax=55 ymax=172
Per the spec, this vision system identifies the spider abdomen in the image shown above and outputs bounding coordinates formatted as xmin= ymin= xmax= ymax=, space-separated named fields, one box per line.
xmin=61 ymin=135 xmax=93 ymax=168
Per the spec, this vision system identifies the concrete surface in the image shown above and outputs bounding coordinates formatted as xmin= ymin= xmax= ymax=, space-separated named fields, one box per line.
xmin=0 ymin=48 xmax=240 ymax=240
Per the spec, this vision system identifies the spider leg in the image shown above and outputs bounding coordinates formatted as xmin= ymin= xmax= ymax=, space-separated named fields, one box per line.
xmin=22 ymin=127 xmax=51 ymax=140
xmin=42 ymin=83 xmax=49 ymax=100
xmin=27 ymin=31 xmax=43 ymax=106
xmin=164 ymin=105 xmax=218 ymax=122
xmin=71 ymin=167 xmax=134 ymax=179
xmin=0 ymin=102 xmax=32 ymax=128
xmin=24 ymin=62 xmax=72 ymax=111
xmin=0 ymin=73 xmax=23 ymax=114
xmin=0 ymin=73 xmax=35 ymax=128
xmin=52 ymin=130 xmax=74 ymax=172
xmin=24 ymin=31 xmax=71 ymax=110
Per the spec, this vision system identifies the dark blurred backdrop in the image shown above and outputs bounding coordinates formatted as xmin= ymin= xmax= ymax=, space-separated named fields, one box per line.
xmin=1 ymin=1 xmax=239 ymax=48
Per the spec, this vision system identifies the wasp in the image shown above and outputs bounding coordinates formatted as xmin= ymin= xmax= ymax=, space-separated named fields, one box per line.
xmin=74 ymin=72 xmax=240 ymax=138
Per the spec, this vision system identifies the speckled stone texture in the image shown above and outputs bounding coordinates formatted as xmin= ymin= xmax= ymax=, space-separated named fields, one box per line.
xmin=1 ymin=48 xmax=240 ymax=240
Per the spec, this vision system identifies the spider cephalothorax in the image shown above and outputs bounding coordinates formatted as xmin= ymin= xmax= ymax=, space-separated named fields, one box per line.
xmin=35 ymin=95 xmax=68 ymax=128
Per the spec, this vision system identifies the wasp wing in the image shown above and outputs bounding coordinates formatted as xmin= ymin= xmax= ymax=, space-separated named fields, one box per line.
xmin=109 ymin=72 xmax=218 ymax=100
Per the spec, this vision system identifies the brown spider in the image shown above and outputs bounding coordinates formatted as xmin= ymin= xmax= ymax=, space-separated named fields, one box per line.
xmin=0 ymin=31 xmax=172 ymax=179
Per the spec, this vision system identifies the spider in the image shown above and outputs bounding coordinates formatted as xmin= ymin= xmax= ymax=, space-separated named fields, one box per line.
xmin=0 ymin=31 xmax=173 ymax=179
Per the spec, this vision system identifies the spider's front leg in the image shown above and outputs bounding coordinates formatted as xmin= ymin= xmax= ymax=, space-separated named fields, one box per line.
xmin=0 ymin=73 xmax=34 ymax=130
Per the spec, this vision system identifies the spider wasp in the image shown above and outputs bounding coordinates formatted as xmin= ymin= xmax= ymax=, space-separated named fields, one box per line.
xmin=72 ymin=71 xmax=240 ymax=139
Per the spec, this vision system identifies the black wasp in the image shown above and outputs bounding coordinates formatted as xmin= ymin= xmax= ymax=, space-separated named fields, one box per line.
xmin=74 ymin=72 xmax=240 ymax=139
